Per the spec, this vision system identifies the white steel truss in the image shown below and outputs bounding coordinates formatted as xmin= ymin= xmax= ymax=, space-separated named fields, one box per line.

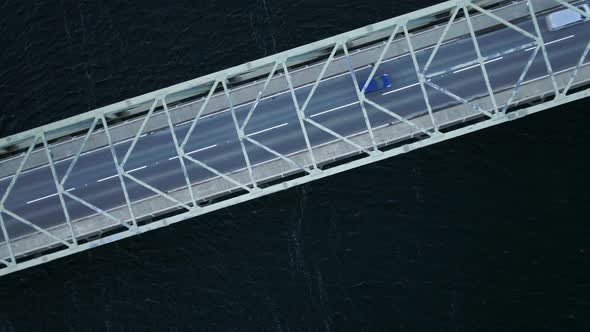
xmin=0 ymin=0 xmax=589 ymax=276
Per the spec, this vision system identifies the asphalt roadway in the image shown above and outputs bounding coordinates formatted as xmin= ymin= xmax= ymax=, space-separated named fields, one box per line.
xmin=1 ymin=6 xmax=589 ymax=241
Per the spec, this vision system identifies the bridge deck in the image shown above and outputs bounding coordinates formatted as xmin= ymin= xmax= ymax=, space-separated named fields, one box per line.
xmin=0 ymin=0 xmax=589 ymax=276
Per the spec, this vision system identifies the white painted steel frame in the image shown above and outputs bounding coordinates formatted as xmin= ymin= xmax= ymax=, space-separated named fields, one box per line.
xmin=0 ymin=0 xmax=589 ymax=276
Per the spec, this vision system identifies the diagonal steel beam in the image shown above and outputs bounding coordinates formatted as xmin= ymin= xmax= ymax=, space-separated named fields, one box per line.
xmin=404 ymin=24 xmax=438 ymax=130
xmin=468 ymin=2 xmax=537 ymax=40
xmin=245 ymin=136 xmax=310 ymax=174
xmin=41 ymin=133 xmax=77 ymax=246
xmin=45 ymin=115 xmax=134 ymax=232
xmin=362 ymin=24 xmax=401 ymax=94
xmin=183 ymin=154 xmax=252 ymax=192
xmin=464 ymin=6 xmax=500 ymax=114
xmin=123 ymin=172 xmax=191 ymax=211
xmin=527 ymin=0 xmax=560 ymax=97
xmin=0 ymin=213 xmax=15 ymax=266
xmin=342 ymin=43 xmax=379 ymax=151
xmin=222 ymin=80 xmax=258 ymax=189
xmin=300 ymin=44 xmax=340 ymax=114
xmin=162 ymin=97 xmax=199 ymax=208
xmin=502 ymin=45 xmax=541 ymax=113
xmin=60 ymin=117 xmax=99 ymax=186
xmin=0 ymin=136 xmax=45 ymax=264
xmin=423 ymin=6 xmax=460 ymax=74
xmin=303 ymin=117 xmax=371 ymax=154
xmin=63 ymin=191 xmax=132 ymax=230
xmin=0 ymin=136 xmax=39 ymax=206
xmin=562 ymin=41 xmax=590 ymax=96
xmin=424 ymin=79 xmax=494 ymax=117
xmin=120 ymin=98 xmax=159 ymax=168
xmin=180 ymin=81 xmax=220 ymax=150
xmin=241 ymin=61 xmax=280 ymax=131
xmin=3 ymin=209 xmax=72 ymax=248
xmin=424 ymin=80 xmax=493 ymax=118
xmin=364 ymin=98 xmax=433 ymax=137
xmin=101 ymin=114 xmax=137 ymax=229
xmin=282 ymin=62 xmax=319 ymax=170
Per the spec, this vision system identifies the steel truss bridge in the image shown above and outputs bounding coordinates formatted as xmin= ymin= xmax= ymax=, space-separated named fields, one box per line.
xmin=0 ymin=0 xmax=589 ymax=276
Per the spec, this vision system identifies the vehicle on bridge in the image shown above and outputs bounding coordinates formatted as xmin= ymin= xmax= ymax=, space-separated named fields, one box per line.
xmin=361 ymin=73 xmax=392 ymax=93
xmin=546 ymin=4 xmax=590 ymax=31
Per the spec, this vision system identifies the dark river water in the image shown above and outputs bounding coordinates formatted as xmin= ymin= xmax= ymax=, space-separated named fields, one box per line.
xmin=0 ymin=0 xmax=589 ymax=330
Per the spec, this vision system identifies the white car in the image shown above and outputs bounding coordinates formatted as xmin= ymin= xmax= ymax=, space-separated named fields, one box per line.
xmin=546 ymin=4 xmax=590 ymax=31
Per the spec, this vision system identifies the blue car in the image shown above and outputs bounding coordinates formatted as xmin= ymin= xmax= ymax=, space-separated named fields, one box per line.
xmin=361 ymin=73 xmax=392 ymax=93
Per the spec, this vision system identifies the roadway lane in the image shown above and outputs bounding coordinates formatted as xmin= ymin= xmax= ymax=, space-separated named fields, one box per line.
xmin=1 ymin=6 xmax=589 ymax=241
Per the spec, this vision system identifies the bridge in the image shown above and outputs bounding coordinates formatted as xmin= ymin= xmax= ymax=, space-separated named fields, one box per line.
xmin=0 ymin=0 xmax=589 ymax=277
